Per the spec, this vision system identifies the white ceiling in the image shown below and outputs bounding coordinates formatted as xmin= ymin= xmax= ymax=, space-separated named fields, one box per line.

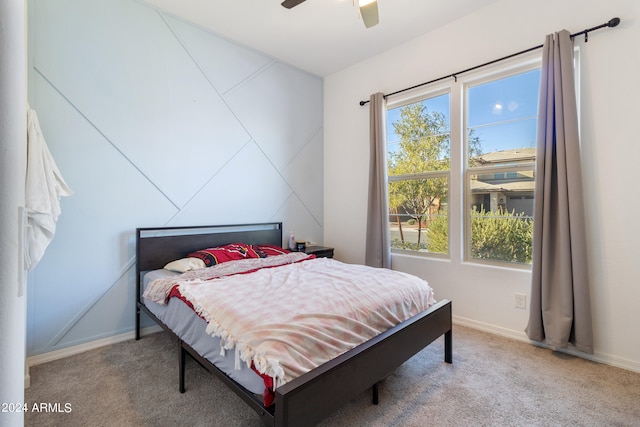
xmin=141 ymin=0 xmax=500 ymax=77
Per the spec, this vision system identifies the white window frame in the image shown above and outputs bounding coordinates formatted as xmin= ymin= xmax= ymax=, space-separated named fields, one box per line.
xmin=386 ymin=85 xmax=452 ymax=258
xmin=461 ymin=54 xmax=542 ymax=268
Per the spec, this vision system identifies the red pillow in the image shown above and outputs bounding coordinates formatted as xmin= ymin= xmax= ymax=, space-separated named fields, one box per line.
xmin=187 ymin=243 xmax=261 ymax=267
xmin=254 ymin=244 xmax=290 ymax=258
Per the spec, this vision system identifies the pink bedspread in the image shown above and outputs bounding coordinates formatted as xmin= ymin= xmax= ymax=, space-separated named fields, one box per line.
xmin=146 ymin=256 xmax=435 ymax=390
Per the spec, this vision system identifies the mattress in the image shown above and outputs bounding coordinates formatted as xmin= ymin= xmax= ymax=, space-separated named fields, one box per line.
xmin=142 ymin=269 xmax=264 ymax=394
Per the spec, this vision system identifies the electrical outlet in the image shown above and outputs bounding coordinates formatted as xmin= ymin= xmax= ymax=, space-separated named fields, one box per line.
xmin=515 ymin=293 xmax=527 ymax=309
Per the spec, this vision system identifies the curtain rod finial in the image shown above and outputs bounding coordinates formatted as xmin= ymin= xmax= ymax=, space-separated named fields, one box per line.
xmin=608 ymin=17 xmax=620 ymax=27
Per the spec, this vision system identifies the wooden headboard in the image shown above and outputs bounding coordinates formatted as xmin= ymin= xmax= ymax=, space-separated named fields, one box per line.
xmin=136 ymin=222 xmax=283 ymax=273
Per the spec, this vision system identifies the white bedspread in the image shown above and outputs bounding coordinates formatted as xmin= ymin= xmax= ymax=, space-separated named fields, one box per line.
xmin=146 ymin=256 xmax=435 ymax=388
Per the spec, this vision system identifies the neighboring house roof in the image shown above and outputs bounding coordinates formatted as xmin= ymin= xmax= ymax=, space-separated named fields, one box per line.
xmin=475 ymin=148 xmax=536 ymax=165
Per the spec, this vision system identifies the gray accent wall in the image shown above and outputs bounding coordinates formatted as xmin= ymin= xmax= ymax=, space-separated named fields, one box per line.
xmin=27 ymin=0 xmax=323 ymax=355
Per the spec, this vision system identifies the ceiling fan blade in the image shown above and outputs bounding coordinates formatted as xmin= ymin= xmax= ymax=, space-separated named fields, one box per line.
xmin=359 ymin=0 xmax=379 ymax=28
xmin=281 ymin=0 xmax=306 ymax=9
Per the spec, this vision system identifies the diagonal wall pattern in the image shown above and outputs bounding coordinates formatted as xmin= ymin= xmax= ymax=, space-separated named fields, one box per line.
xmin=27 ymin=0 xmax=324 ymax=356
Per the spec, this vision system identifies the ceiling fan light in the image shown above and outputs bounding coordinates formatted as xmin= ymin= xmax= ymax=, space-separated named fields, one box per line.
xmin=359 ymin=0 xmax=379 ymax=28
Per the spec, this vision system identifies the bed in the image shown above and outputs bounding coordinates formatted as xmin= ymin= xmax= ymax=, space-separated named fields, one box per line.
xmin=135 ymin=222 xmax=452 ymax=426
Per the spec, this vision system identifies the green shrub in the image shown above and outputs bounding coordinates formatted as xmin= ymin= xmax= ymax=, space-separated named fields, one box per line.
xmin=426 ymin=215 xmax=448 ymax=254
xmin=470 ymin=207 xmax=533 ymax=263
xmin=393 ymin=208 xmax=533 ymax=264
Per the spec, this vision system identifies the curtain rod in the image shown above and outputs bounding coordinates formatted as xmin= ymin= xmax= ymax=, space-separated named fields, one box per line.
xmin=359 ymin=17 xmax=621 ymax=106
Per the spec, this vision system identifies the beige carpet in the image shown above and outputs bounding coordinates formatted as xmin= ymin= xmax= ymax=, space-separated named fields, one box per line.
xmin=25 ymin=325 xmax=640 ymax=426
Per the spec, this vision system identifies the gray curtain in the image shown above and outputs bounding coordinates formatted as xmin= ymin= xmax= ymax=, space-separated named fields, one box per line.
xmin=526 ymin=30 xmax=593 ymax=354
xmin=365 ymin=92 xmax=391 ymax=268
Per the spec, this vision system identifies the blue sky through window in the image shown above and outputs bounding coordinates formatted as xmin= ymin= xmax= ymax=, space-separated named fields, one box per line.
xmin=467 ymin=68 xmax=540 ymax=155
xmin=386 ymin=68 xmax=540 ymax=157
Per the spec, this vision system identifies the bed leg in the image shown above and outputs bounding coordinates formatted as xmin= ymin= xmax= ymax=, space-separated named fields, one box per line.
xmin=179 ymin=343 xmax=186 ymax=393
xmin=135 ymin=305 xmax=140 ymax=341
xmin=372 ymin=382 xmax=379 ymax=405
xmin=444 ymin=329 xmax=452 ymax=364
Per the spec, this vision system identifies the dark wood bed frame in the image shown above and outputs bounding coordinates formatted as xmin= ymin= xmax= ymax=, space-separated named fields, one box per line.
xmin=135 ymin=222 xmax=452 ymax=427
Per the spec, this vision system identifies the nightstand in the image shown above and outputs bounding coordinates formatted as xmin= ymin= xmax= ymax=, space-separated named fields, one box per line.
xmin=303 ymin=245 xmax=334 ymax=258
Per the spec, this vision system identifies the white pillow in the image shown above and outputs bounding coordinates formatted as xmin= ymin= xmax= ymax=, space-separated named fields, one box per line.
xmin=163 ymin=257 xmax=206 ymax=273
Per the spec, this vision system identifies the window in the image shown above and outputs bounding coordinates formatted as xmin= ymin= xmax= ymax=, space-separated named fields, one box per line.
xmin=386 ymin=57 xmax=541 ymax=266
xmin=387 ymin=92 xmax=450 ymax=255
xmin=465 ymin=68 xmax=539 ymax=265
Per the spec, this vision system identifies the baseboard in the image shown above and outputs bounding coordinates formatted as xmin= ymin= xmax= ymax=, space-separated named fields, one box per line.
xmin=453 ymin=315 xmax=530 ymax=341
xmin=26 ymin=325 xmax=162 ymax=369
xmin=453 ymin=315 xmax=640 ymax=374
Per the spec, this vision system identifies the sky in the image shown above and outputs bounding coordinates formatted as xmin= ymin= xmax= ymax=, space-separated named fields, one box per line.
xmin=387 ymin=68 xmax=541 ymax=158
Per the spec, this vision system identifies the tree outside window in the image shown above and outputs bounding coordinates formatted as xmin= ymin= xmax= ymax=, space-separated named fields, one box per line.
xmin=387 ymin=96 xmax=450 ymax=254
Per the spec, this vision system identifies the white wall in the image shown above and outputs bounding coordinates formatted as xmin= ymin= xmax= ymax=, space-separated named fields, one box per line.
xmin=0 ymin=1 xmax=27 ymax=424
xmin=325 ymin=0 xmax=640 ymax=371
xmin=26 ymin=0 xmax=323 ymax=356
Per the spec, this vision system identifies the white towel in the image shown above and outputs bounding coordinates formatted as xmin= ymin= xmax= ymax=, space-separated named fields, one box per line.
xmin=25 ymin=107 xmax=73 ymax=270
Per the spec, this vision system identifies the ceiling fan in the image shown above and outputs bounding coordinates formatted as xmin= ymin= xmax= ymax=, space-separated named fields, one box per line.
xmin=281 ymin=0 xmax=379 ymax=28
